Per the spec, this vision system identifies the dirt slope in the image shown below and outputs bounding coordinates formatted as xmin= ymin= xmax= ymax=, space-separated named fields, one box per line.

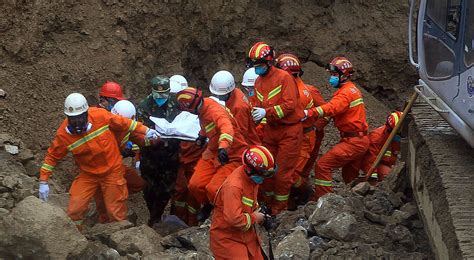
xmin=0 ymin=0 xmax=413 ymax=153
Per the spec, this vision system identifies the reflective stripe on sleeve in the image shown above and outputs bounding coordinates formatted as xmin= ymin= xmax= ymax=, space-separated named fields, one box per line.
xmin=41 ymin=163 xmax=54 ymax=172
xmin=219 ymin=133 xmax=233 ymax=142
xmin=274 ymin=105 xmax=284 ymax=119
xmin=242 ymin=196 xmax=254 ymax=207
xmin=256 ymin=91 xmax=264 ymax=102
xmin=349 ymin=98 xmax=364 ymax=108
xmin=267 ymin=85 xmax=282 ymax=100
xmin=316 ymin=106 xmax=324 ymax=117
xmin=205 ymin=122 xmax=216 ymax=133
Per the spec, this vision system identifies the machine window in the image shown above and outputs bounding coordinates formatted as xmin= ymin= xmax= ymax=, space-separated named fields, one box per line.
xmin=446 ymin=0 xmax=461 ymax=39
xmin=427 ymin=0 xmax=447 ymax=30
xmin=464 ymin=0 xmax=474 ymax=67
xmin=423 ymin=34 xmax=455 ymax=78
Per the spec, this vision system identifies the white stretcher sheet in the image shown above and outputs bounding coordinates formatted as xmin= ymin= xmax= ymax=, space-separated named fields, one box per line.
xmin=149 ymin=112 xmax=201 ymax=141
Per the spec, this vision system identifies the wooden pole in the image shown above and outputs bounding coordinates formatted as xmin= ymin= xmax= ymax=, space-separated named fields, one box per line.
xmin=366 ymin=92 xmax=419 ymax=177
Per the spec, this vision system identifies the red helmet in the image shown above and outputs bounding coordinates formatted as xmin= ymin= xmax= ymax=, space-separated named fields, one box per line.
xmin=326 ymin=57 xmax=354 ymax=77
xmin=247 ymin=42 xmax=275 ymax=66
xmin=242 ymin=145 xmax=276 ymax=176
xmin=99 ymin=81 xmax=125 ymax=100
xmin=275 ymin=53 xmax=302 ymax=75
xmin=387 ymin=111 xmax=403 ymax=129
xmin=176 ymin=87 xmax=203 ymax=112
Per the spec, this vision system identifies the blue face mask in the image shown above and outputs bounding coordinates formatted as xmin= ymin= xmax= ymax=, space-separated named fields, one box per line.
xmin=250 ymin=175 xmax=264 ymax=184
xmin=255 ymin=66 xmax=268 ymax=76
xmin=329 ymin=75 xmax=340 ymax=88
xmin=154 ymin=98 xmax=168 ymax=107
xmin=248 ymin=89 xmax=255 ymax=97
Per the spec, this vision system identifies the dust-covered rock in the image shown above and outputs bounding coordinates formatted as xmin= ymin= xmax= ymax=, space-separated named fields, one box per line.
xmin=0 ymin=196 xmax=88 ymax=259
xmin=85 ymin=220 xmax=135 ymax=243
xmin=70 ymin=240 xmax=121 ymax=260
xmin=161 ymin=226 xmax=211 ymax=255
xmin=351 ymin=182 xmax=370 ymax=196
xmin=109 ymin=224 xmax=163 ymax=256
xmin=275 ymin=226 xmax=310 ymax=260
xmin=364 ymin=190 xmax=395 ymax=216
xmin=309 ymin=194 xmax=357 ymax=241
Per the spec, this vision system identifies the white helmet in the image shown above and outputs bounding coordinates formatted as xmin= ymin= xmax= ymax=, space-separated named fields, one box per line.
xmin=209 ymin=70 xmax=235 ymax=95
xmin=242 ymin=68 xmax=259 ymax=87
xmin=170 ymin=75 xmax=189 ymax=93
xmin=64 ymin=93 xmax=89 ymax=116
xmin=111 ymin=100 xmax=136 ymax=119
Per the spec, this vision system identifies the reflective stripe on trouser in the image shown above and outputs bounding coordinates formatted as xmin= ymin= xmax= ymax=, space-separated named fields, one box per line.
xmin=95 ymin=165 xmax=144 ymax=223
xmin=69 ymin=166 xmax=128 ymax=224
xmin=261 ymin=122 xmax=303 ymax=215
xmin=188 ymin=158 xmax=240 ymax=205
xmin=314 ymin=136 xmax=369 ymax=199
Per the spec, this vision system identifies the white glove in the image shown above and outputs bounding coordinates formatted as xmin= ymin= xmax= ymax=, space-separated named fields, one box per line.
xmin=301 ymin=110 xmax=309 ymax=121
xmin=145 ymin=128 xmax=160 ymax=140
xmin=252 ymin=107 xmax=266 ymax=122
xmin=39 ymin=182 xmax=49 ymax=202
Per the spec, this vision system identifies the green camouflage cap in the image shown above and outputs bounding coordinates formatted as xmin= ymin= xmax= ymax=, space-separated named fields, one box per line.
xmin=150 ymin=75 xmax=170 ymax=93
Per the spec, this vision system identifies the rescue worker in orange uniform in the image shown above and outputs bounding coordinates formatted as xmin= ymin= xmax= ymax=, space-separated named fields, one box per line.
xmin=359 ymin=111 xmax=403 ymax=184
xmin=95 ymin=100 xmax=148 ymax=223
xmin=210 ymin=145 xmax=277 ymax=260
xmin=209 ymin=70 xmax=261 ymax=145
xmin=168 ymin=76 xmax=205 ymax=226
xmin=96 ymin=83 xmax=147 ymax=193
xmin=38 ymin=93 xmax=160 ymax=229
xmin=275 ymin=53 xmax=323 ymax=207
xmin=176 ymin=87 xmax=248 ymax=220
xmin=309 ymin=57 xmax=370 ymax=200
xmin=247 ymin=42 xmax=304 ymax=214
xmin=98 ymin=81 xmax=126 ymax=110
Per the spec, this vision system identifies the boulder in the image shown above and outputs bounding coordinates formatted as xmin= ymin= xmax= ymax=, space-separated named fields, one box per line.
xmin=384 ymin=224 xmax=415 ymax=250
xmin=161 ymin=226 xmax=211 ymax=255
xmin=314 ymin=212 xmax=357 ymax=241
xmin=400 ymin=202 xmax=418 ymax=219
xmin=70 ymin=241 xmax=121 ymax=260
xmin=351 ymin=182 xmax=370 ymax=196
xmin=85 ymin=220 xmax=134 ymax=243
xmin=275 ymin=226 xmax=310 ymax=259
xmin=364 ymin=190 xmax=394 ymax=216
xmin=309 ymin=193 xmax=357 ymax=241
xmin=109 ymin=224 xmax=163 ymax=256
xmin=309 ymin=194 xmax=354 ymax=226
xmin=0 ymin=196 xmax=88 ymax=259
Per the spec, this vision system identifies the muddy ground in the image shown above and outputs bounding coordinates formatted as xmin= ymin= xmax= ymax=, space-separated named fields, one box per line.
xmin=0 ymin=1 xmax=432 ymax=259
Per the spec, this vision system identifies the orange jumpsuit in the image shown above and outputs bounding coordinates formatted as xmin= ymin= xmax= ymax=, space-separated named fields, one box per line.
xmin=312 ymin=81 xmax=369 ymax=200
xmin=39 ymin=107 xmax=148 ymax=225
xmin=226 ymin=88 xmax=261 ymax=145
xmin=253 ymin=66 xmax=304 ymax=214
xmin=291 ymin=78 xmax=317 ymax=202
xmin=95 ymin=122 xmax=148 ymax=223
xmin=301 ymin=85 xmax=328 ymax=181
xmin=359 ymin=125 xmax=401 ymax=182
xmin=171 ymin=141 xmax=205 ymax=226
xmin=188 ymin=98 xmax=248 ymax=204
xmin=210 ymin=166 xmax=263 ymax=260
